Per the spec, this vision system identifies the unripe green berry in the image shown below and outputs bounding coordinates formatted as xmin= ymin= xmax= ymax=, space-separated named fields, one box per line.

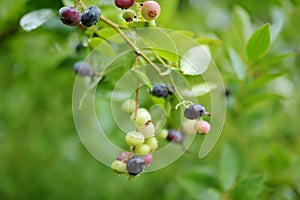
xmin=122 ymin=99 xmax=136 ymax=113
xmin=111 ymin=160 xmax=127 ymax=174
xmin=195 ymin=120 xmax=210 ymax=135
xmin=157 ymin=129 xmax=168 ymax=139
xmin=181 ymin=119 xmax=197 ymax=134
xmin=139 ymin=122 xmax=155 ymax=138
xmin=134 ymin=144 xmax=151 ymax=155
xmin=141 ymin=1 xmax=161 ymax=21
xmin=125 ymin=131 xmax=145 ymax=146
xmin=144 ymin=136 xmax=158 ymax=152
xmin=122 ymin=10 xmax=136 ymax=22
xmin=137 ymin=108 xmax=148 ymax=114
xmin=131 ymin=109 xmax=152 ymax=127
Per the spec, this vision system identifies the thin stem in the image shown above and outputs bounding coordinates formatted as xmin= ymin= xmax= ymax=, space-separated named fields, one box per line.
xmin=134 ymin=81 xmax=139 ymax=120
xmin=100 ymin=16 xmax=162 ymax=73
xmin=168 ymin=72 xmax=185 ymax=102
xmin=100 ymin=15 xmax=187 ymax=105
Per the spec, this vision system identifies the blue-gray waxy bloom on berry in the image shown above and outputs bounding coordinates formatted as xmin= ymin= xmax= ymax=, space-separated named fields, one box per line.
xmin=184 ymin=104 xmax=206 ymax=120
xmin=126 ymin=156 xmax=146 ymax=176
xmin=81 ymin=6 xmax=101 ymax=27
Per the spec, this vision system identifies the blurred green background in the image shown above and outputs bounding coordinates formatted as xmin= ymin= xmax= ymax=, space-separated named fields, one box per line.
xmin=1 ymin=0 xmax=300 ymax=199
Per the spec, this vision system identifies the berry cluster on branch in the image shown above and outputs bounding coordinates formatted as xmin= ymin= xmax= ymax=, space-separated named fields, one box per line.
xmin=57 ymin=0 xmax=212 ymax=178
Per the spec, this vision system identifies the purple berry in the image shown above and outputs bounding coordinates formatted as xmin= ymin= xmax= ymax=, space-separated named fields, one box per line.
xmin=59 ymin=7 xmax=81 ymax=26
xmin=126 ymin=156 xmax=146 ymax=176
xmin=114 ymin=0 xmax=134 ymax=9
xmin=81 ymin=6 xmax=101 ymax=27
xmin=73 ymin=61 xmax=94 ymax=77
xmin=167 ymin=129 xmax=185 ymax=144
xmin=184 ymin=104 xmax=206 ymax=120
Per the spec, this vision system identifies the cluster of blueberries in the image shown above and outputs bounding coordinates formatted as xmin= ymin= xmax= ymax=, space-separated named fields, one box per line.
xmin=110 ymin=83 xmax=211 ymax=178
xmin=59 ymin=1 xmax=211 ymax=178
xmin=59 ymin=0 xmax=161 ymax=28
xmin=59 ymin=6 xmax=101 ymax=27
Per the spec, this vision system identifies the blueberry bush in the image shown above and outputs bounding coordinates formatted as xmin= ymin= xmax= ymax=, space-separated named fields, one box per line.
xmin=1 ymin=0 xmax=300 ymax=199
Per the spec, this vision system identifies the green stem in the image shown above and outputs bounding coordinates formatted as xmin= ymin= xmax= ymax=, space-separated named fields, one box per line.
xmin=100 ymin=15 xmax=186 ymax=103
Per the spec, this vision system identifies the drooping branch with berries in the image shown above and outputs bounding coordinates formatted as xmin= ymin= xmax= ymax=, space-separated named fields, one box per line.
xmin=20 ymin=0 xmax=224 ymax=179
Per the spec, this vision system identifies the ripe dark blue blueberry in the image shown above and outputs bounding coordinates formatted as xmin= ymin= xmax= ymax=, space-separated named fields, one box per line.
xmin=126 ymin=156 xmax=146 ymax=176
xmin=73 ymin=61 xmax=94 ymax=77
xmin=59 ymin=7 xmax=81 ymax=26
xmin=184 ymin=104 xmax=206 ymax=120
xmin=81 ymin=6 xmax=101 ymax=27
xmin=167 ymin=129 xmax=185 ymax=144
xmin=151 ymin=83 xmax=173 ymax=98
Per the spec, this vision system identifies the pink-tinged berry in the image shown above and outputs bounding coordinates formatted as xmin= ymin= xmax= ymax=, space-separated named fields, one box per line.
xmin=143 ymin=153 xmax=153 ymax=167
xmin=195 ymin=120 xmax=210 ymax=135
xmin=139 ymin=122 xmax=155 ymax=138
xmin=59 ymin=7 xmax=81 ymax=26
xmin=141 ymin=1 xmax=161 ymax=21
xmin=114 ymin=0 xmax=134 ymax=9
xmin=117 ymin=151 xmax=131 ymax=162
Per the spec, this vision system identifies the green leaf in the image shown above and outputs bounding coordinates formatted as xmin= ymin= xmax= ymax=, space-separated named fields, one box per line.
xmin=20 ymin=9 xmax=55 ymax=31
xmin=228 ymin=47 xmax=246 ymax=80
xmin=232 ymin=6 xmax=252 ymax=42
xmin=89 ymin=37 xmax=116 ymax=58
xmin=156 ymin=0 xmax=180 ymax=25
xmin=132 ymin=21 xmax=151 ymax=29
xmin=241 ymin=93 xmax=283 ymax=108
xmin=135 ymin=28 xmax=179 ymax=63
xmin=219 ymin=143 xmax=239 ymax=191
xmin=244 ymin=73 xmax=284 ymax=93
xmin=177 ymin=167 xmax=222 ymax=199
xmin=196 ymin=37 xmax=223 ymax=46
xmin=208 ymin=188 xmax=221 ymax=200
xmin=181 ymin=82 xmax=217 ymax=97
xmin=153 ymin=49 xmax=179 ymax=63
xmin=81 ymin=0 xmax=100 ymax=6
xmin=246 ymin=23 xmax=271 ymax=61
xmin=270 ymin=7 xmax=286 ymax=42
xmin=131 ymin=69 xmax=152 ymax=91
xmin=61 ymin=0 xmax=73 ymax=6
xmin=96 ymin=28 xmax=123 ymax=43
xmin=180 ymin=45 xmax=211 ymax=75
xmin=231 ymin=174 xmax=265 ymax=200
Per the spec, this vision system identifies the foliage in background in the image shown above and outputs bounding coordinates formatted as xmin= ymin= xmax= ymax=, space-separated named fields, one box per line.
xmin=0 ymin=0 xmax=300 ymax=199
